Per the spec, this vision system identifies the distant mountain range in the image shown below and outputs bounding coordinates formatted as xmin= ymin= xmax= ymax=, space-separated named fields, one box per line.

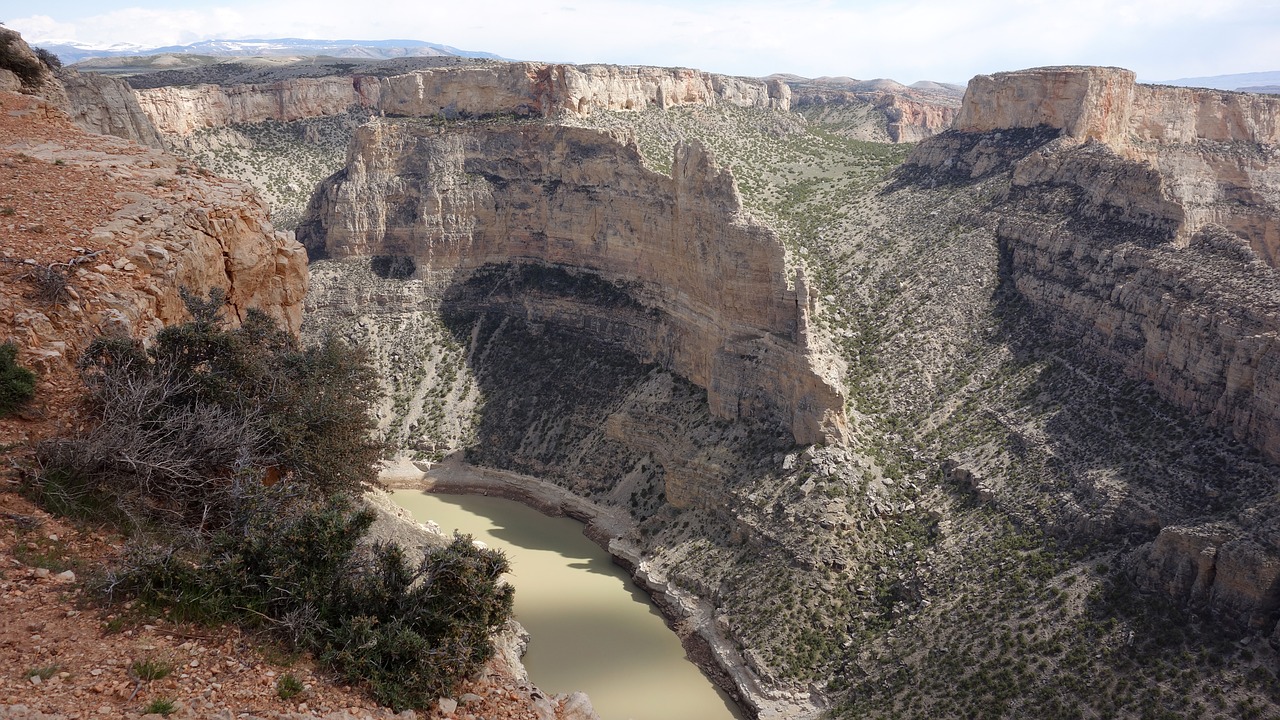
xmin=32 ymin=37 xmax=506 ymax=65
xmin=1158 ymin=70 xmax=1280 ymax=93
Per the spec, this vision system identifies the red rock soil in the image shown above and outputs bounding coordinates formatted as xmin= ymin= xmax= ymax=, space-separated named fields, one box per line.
xmin=0 ymin=91 xmax=567 ymax=720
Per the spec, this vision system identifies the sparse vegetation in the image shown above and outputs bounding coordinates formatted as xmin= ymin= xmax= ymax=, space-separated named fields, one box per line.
xmin=19 ymin=289 xmax=514 ymax=711
xmin=0 ymin=341 xmax=36 ymax=417
xmin=24 ymin=664 xmax=61 ymax=681
xmin=32 ymin=46 xmax=60 ymax=71
xmin=142 ymin=76 xmax=1280 ymax=719
xmin=276 ymin=673 xmax=304 ymax=700
xmin=142 ymin=698 xmax=175 ymax=716
xmin=129 ymin=658 xmax=172 ymax=682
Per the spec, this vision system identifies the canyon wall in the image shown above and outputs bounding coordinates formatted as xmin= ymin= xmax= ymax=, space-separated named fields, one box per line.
xmin=957 ymin=66 xmax=1280 ymax=263
xmin=906 ymin=65 xmax=1280 ymax=631
xmin=928 ymin=66 xmax=1280 ymax=462
xmin=297 ymin=120 xmax=845 ymax=446
xmin=792 ymin=87 xmax=959 ymax=142
xmin=58 ymin=69 xmax=166 ymax=149
xmin=132 ymin=63 xmax=790 ymax=136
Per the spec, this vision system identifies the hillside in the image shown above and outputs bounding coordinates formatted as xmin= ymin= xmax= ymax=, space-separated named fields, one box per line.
xmin=11 ymin=21 xmax=1280 ymax=720
xmin=0 ymin=29 xmax=596 ymax=720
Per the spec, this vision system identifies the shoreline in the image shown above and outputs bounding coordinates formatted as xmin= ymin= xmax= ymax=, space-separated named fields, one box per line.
xmin=380 ymin=455 xmax=822 ymax=720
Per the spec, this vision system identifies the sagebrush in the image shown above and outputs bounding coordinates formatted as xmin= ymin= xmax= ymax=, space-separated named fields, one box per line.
xmin=29 ymin=290 xmax=513 ymax=709
xmin=34 ymin=289 xmax=384 ymax=530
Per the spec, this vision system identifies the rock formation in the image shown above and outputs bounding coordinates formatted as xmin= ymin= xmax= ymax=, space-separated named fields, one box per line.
xmin=0 ymin=87 xmax=306 ymax=409
xmin=298 ymin=120 xmax=845 ymax=446
xmin=904 ymin=65 xmax=1280 ymax=633
xmin=1129 ymin=519 xmax=1280 ymax=631
xmin=58 ymin=69 xmax=166 ymax=148
xmin=130 ymin=62 xmax=790 ymax=136
xmin=0 ymin=27 xmax=68 ymax=107
xmin=784 ymin=76 xmax=961 ymax=142
xmin=907 ymin=66 xmax=1280 ymax=464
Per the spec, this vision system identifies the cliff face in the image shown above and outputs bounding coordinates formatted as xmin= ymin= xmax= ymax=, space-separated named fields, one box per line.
xmin=298 ymin=121 xmax=844 ymax=447
xmin=132 ymin=62 xmax=790 ymax=136
xmin=957 ymin=66 xmax=1280 ymax=264
xmin=924 ymin=67 xmax=1280 ymax=464
xmin=792 ymin=87 xmax=959 ymax=142
xmin=905 ymin=65 xmax=1280 ymax=632
xmin=58 ymin=69 xmax=165 ymax=149
xmin=0 ymin=88 xmax=306 ymax=437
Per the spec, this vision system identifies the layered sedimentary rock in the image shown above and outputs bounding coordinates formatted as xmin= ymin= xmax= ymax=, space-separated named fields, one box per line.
xmin=958 ymin=66 xmax=1280 ymax=262
xmin=132 ymin=63 xmax=790 ymax=136
xmin=1130 ymin=520 xmax=1280 ymax=631
xmin=297 ymin=120 xmax=844 ymax=446
xmin=58 ymin=69 xmax=165 ymax=148
xmin=905 ymin=65 xmax=1280 ymax=631
xmin=792 ymin=85 xmax=960 ymax=142
xmin=908 ymin=66 xmax=1280 ymax=463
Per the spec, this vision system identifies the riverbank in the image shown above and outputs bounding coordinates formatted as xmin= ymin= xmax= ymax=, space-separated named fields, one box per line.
xmin=380 ymin=456 xmax=822 ymax=720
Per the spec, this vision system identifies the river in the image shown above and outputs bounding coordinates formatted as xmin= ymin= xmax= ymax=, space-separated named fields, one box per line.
xmin=390 ymin=489 xmax=745 ymax=720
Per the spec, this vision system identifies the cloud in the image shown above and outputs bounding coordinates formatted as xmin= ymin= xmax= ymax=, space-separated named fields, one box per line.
xmin=9 ymin=0 xmax=1278 ymax=81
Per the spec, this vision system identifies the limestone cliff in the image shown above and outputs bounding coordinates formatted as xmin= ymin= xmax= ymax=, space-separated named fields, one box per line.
xmin=131 ymin=62 xmax=790 ymax=136
xmin=907 ymin=66 xmax=1280 ymax=465
xmin=58 ymin=69 xmax=165 ymax=149
xmin=791 ymin=85 xmax=959 ymax=142
xmin=903 ymin=65 xmax=1280 ymax=632
xmin=957 ymin=66 xmax=1280 ymax=263
xmin=297 ymin=120 xmax=844 ymax=446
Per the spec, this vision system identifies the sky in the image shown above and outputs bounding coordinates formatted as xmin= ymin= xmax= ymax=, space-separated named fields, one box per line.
xmin=6 ymin=0 xmax=1279 ymax=84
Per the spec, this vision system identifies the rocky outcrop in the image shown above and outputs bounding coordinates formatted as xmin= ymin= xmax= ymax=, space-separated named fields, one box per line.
xmin=298 ymin=120 xmax=844 ymax=445
xmin=0 ymin=27 xmax=68 ymax=107
xmin=905 ymin=66 xmax=1280 ymax=465
xmin=1130 ymin=519 xmax=1280 ymax=632
xmin=955 ymin=66 xmax=1280 ymax=145
xmin=905 ymin=65 xmax=1280 ymax=632
xmin=58 ymin=69 xmax=167 ymax=149
xmin=132 ymin=62 xmax=790 ymax=136
xmin=957 ymin=66 xmax=1280 ymax=263
xmin=792 ymin=86 xmax=959 ymax=142
xmin=0 ymin=89 xmax=306 ymax=404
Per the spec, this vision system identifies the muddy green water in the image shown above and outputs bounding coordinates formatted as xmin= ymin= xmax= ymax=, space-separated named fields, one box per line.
xmin=390 ymin=489 xmax=744 ymax=720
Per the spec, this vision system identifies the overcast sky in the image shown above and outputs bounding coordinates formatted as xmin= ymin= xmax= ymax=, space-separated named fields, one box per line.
xmin=7 ymin=0 xmax=1279 ymax=84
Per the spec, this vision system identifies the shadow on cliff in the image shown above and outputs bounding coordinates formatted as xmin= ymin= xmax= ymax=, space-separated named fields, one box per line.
xmin=431 ymin=261 xmax=793 ymax=526
xmin=984 ymin=209 xmax=1276 ymax=549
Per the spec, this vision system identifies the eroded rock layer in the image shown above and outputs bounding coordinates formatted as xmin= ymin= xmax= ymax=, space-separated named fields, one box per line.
xmin=908 ymin=66 xmax=1280 ymax=465
xmin=905 ymin=66 xmax=1280 ymax=631
xmin=132 ymin=63 xmax=790 ymax=136
xmin=298 ymin=120 xmax=845 ymax=445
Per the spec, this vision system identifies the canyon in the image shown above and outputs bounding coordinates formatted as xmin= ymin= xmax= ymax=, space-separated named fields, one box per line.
xmin=6 ymin=23 xmax=1280 ymax=719
xmin=296 ymin=121 xmax=846 ymax=446
xmin=128 ymin=61 xmax=790 ymax=136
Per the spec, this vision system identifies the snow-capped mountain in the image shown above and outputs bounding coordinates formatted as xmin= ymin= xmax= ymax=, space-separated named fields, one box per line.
xmin=31 ymin=37 xmax=505 ymax=64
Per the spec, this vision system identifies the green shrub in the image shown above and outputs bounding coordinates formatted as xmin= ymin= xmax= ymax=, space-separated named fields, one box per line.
xmin=130 ymin=658 xmax=172 ymax=681
xmin=32 ymin=47 xmax=61 ymax=71
xmin=112 ymin=486 xmax=513 ymax=710
xmin=276 ymin=673 xmax=304 ymax=700
xmin=0 ymin=341 xmax=36 ymax=417
xmin=35 ymin=289 xmax=384 ymax=530
xmin=142 ymin=698 xmax=174 ymax=716
xmin=30 ymin=289 xmax=513 ymax=710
